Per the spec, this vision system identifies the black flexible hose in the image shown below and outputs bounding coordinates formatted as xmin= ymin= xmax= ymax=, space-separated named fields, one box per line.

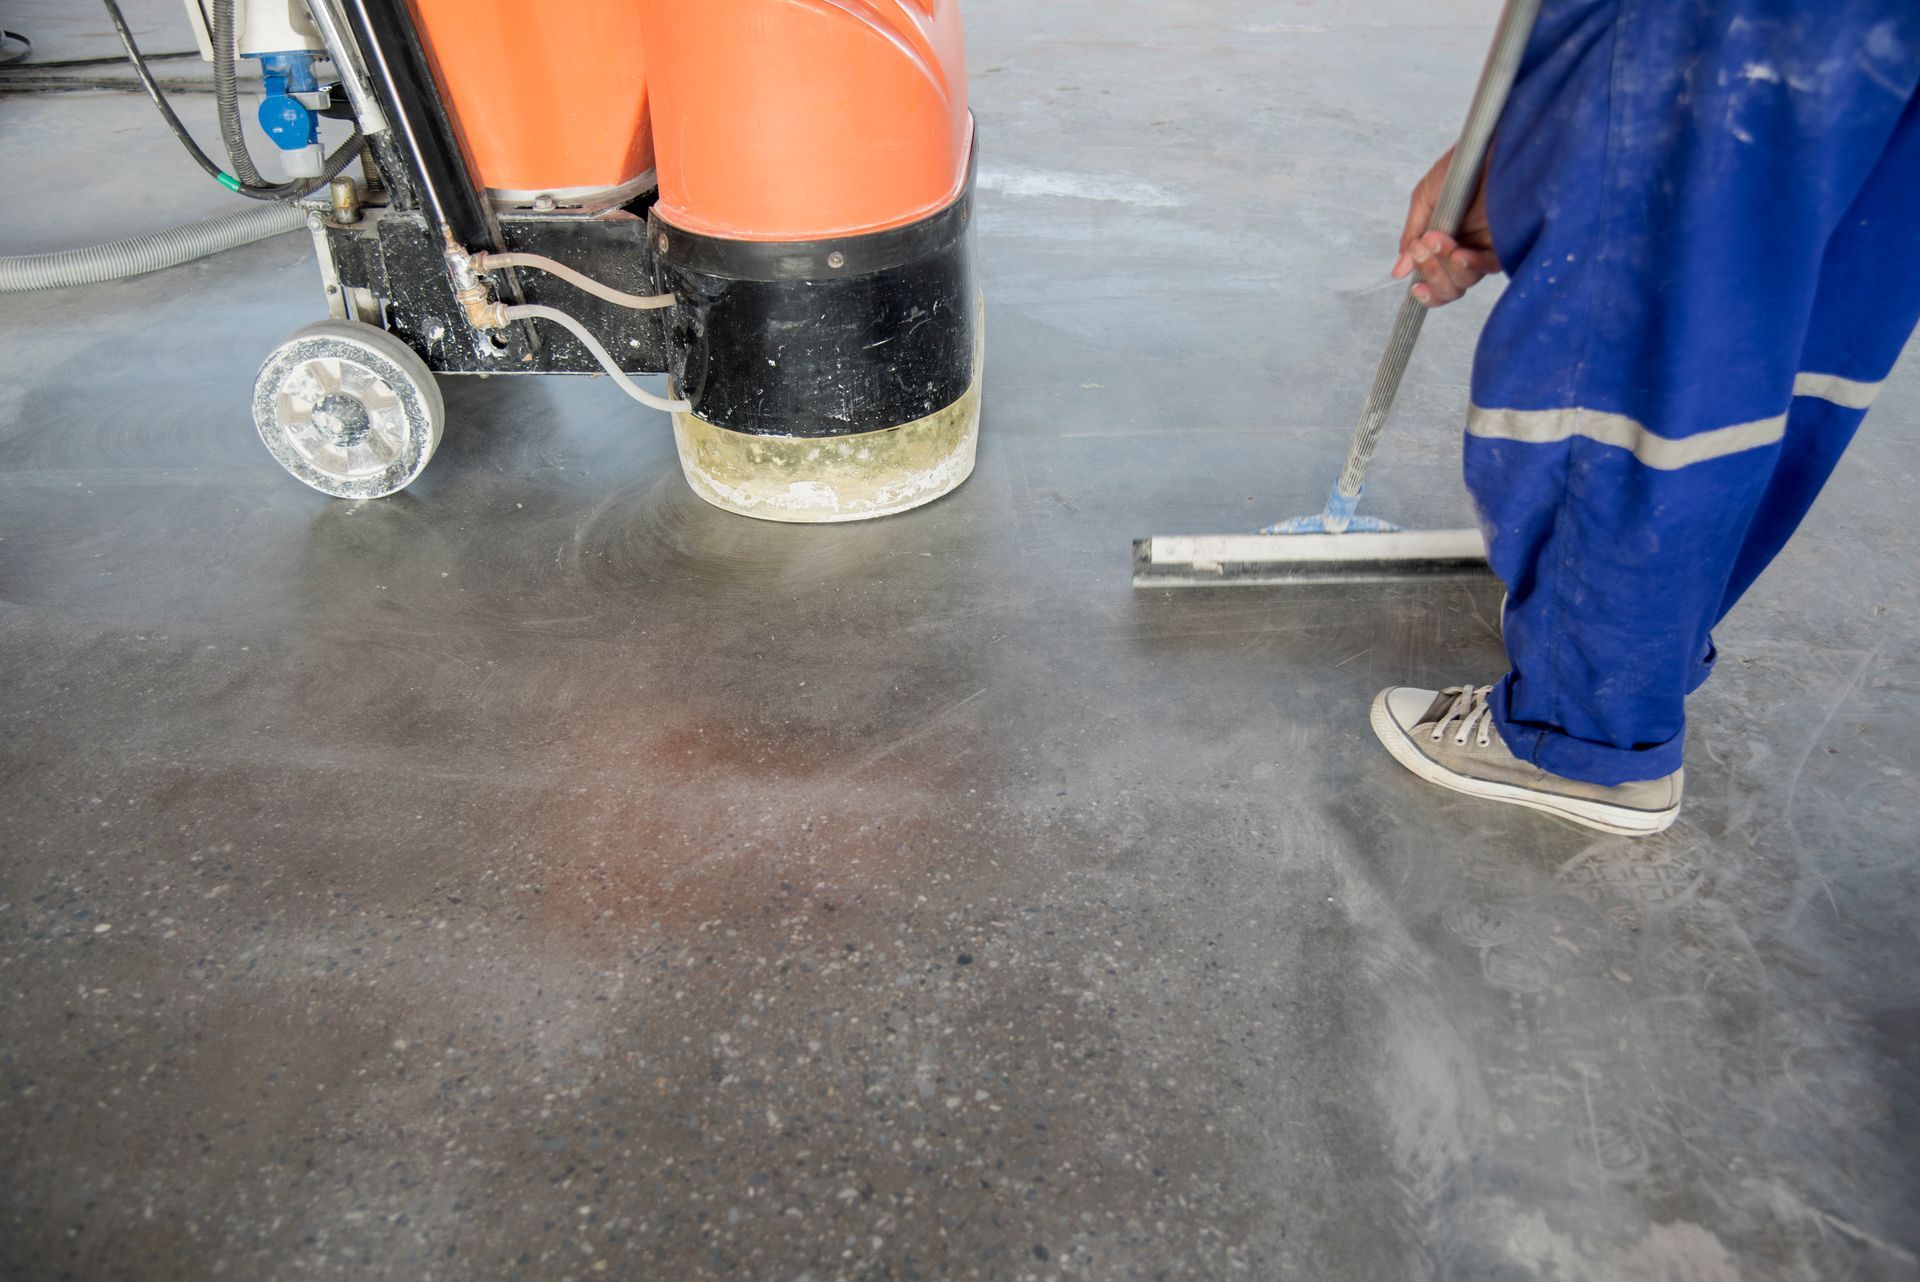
xmin=242 ymin=128 xmax=366 ymax=201
xmin=209 ymin=0 xmax=264 ymax=186
xmin=100 ymin=0 xmax=235 ymax=189
xmin=98 ymin=0 xmax=363 ymax=201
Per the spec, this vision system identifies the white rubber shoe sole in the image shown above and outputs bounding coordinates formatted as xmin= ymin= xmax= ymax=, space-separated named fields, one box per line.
xmin=1369 ymin=691 xmax=1679 ymax=837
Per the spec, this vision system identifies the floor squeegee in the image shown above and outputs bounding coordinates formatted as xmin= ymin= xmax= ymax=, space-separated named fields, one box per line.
xmin=1132 ymin=0 xmax=1542 ymax=588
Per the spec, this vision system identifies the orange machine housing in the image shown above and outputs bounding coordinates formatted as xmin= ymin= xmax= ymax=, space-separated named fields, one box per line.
xmin=635 ymin=0 xmax=972 ymax=240
xmin=396 ymin=0 xmax=980 ymax=525
xmin=409 ymin=0 xmax=970 ymax=237
xmin=407 ymin=0 xmax=656 ymax=198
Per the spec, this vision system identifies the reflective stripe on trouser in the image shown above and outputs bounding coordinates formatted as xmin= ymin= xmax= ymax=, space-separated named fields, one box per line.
xmin=1466 ymin=0 xmax=1920 ymax=786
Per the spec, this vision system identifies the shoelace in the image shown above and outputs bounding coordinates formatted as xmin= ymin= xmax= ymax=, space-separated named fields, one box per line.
xmin=1430 ymin=685 xmax=1496 ymax=749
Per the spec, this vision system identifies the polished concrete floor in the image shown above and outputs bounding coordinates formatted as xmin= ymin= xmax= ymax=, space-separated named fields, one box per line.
xmin=4 ymin=3 xmax=1919 ymax=1280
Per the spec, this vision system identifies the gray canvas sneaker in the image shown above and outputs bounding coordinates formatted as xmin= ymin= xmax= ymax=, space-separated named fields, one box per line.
xmin=1370 ymin=684 xmax=1682 ymax=836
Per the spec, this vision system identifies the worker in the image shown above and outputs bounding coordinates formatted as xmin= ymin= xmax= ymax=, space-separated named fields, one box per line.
xmin=1367 ymin=3 xmax=1920 ymax=835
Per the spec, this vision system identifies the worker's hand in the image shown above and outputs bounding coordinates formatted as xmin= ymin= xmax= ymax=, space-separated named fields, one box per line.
xmin=1391 ymin=146 xmax=1500 ymax=307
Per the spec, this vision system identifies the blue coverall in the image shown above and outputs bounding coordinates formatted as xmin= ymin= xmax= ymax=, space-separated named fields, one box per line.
xmin=1470 ymin=1 xmax=1920 ymax=785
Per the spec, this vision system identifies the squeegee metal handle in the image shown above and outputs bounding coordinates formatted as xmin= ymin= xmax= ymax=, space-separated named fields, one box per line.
xmin=1331 ymin=0 xmax=1544 ymax=506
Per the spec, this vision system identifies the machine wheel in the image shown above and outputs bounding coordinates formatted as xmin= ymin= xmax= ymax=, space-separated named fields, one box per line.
xmin=252 ymin=319 xmax=446 ymax=498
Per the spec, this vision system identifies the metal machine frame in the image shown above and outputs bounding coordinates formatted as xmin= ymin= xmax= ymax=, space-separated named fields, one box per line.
xmin=254 ymin=0 xmax=981 ymax=515
xmin=307 ymin=0 xmax=671 ymax=380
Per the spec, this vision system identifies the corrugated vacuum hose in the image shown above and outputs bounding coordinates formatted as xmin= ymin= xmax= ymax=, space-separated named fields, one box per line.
xmin=6 ymin=0 xmax=372 ymax=292
xmin=0 ymin=203 xmax=307 ymax=292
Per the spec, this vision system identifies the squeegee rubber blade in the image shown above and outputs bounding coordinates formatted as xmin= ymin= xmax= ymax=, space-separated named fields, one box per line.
xmin=1131 ymin=530 xmax=1495 ymax=588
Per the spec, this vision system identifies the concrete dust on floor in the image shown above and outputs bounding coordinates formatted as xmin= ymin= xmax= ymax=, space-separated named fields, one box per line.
xmin=3 ymin=0 xmax=1918 ymax=1279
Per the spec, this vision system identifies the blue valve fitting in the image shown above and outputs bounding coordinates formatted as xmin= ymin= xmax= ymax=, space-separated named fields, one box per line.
xmin=254 ymin=50 xmax=320 ymax=152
